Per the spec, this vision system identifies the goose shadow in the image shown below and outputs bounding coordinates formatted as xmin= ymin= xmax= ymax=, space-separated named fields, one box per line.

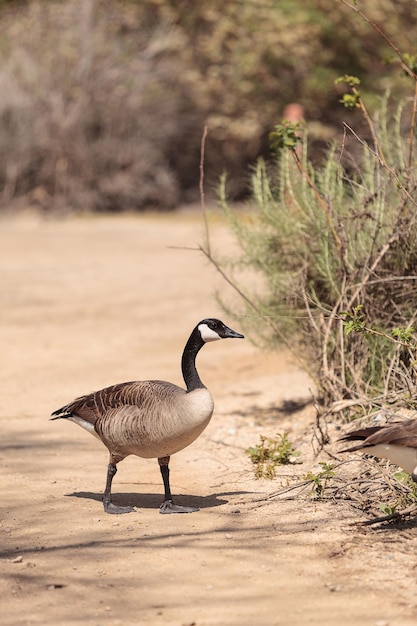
xmin=65 ymin=490 xmax=250 ymax=511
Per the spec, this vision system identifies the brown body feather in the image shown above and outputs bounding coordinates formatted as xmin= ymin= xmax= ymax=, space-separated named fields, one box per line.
xmin=339 ymin=419 xmax=417 ymax=478
xmin=53 ymin=381 xmax=214 ymax=462
xmin=339 ymin=420 xmax=417 ymax=452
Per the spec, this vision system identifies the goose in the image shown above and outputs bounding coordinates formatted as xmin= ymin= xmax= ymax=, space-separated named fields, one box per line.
xmin=51 ymin=318 xmax=244 ymax=514
xmin=339 ymin=419 xmax=417 ymax=481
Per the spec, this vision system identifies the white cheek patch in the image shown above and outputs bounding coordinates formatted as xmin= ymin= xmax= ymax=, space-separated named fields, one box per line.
xmin=198 ymin=323 xmax=222 ymax=342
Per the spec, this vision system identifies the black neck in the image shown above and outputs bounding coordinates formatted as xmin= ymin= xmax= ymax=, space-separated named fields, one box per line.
xmin=181 ymin=328 xmax=206 ymax=392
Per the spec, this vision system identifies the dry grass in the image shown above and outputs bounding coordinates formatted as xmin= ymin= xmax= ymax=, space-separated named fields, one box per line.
xmin=0 ymin=1 xmax=199 ymax=212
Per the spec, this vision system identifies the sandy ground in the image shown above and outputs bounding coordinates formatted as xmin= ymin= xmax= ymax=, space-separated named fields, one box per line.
xmin=1 ymin=211 xmax=417 ymax=626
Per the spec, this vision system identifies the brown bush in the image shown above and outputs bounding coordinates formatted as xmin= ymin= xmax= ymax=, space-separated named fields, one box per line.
xmin=0 ymin=0 xmax=202 ymax=212
xmin=1 ymin=0 xmax=417 ymax=212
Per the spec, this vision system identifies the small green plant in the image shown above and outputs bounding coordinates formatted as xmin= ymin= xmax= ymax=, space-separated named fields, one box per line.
xmin=304 ymin=462 xmax=336 ymax=498
xmin=342 ymin=304 xmax=367 ymax=335
xmin=378 ymin=501 xmax=398 ymax=516
xmin=335 ymin=74 xmax=362 ymax=109
xmin=246 ymin=432 xmax=300 ymax=479
xmin=378 ymin=471 xmax=417 ymax=516
xmin=269 ymin=121 xmax=304 ymax=152
xmin=342 ymin=306 xmax=416 ymax=347
xmin=394 ymin=470 xmax=417 ymax=503
xmin=391 ymin=327 xmax=415 ymax=344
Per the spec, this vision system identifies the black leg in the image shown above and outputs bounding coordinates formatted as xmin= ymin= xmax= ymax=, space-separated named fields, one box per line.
xmin=103 ymin=462 xmax=135 ymax=514
xmin=158 ymin=456 xmax=199 ymax=514
xmin=159 ymin=460 xmax=173 ymax=502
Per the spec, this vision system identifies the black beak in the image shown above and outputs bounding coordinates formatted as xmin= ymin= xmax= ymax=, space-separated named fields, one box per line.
xmin=223 ymin=325 xmax=244 ymax=339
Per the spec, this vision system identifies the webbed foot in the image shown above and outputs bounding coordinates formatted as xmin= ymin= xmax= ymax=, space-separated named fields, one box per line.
xmin=104 ymin=501 xmax=136 ymax=515
xmin=159 ymin=499 xmax=199 ymax=514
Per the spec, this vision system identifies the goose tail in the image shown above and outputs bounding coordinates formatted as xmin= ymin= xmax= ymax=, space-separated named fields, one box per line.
xmin=50 ymin=405 xmax=73 ymax=420
xmin=338 ymin=426 xmax=383 ymax=453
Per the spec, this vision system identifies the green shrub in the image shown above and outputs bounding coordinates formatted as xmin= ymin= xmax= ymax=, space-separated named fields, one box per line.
xmin=211 ymin=76 xmax=417 ymax=404
xmin=246 ymin=432 xmax=300 ymax=479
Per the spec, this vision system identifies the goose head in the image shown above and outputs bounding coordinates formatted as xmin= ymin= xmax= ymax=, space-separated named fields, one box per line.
xmin=197 ymin=318 xmax=244 ymax=343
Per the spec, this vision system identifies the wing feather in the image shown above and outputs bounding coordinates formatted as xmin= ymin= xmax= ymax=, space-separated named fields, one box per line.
xmin=339 ymin=419 xmax=417 ymax=452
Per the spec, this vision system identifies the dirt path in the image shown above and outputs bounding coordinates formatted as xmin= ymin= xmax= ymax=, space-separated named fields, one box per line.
xmin=1 ymin=212 xmax=416 ymax=626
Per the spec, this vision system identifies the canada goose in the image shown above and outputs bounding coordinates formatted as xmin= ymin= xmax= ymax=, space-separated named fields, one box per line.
xmin=339 ymin=419 xmax=417 ymax=481
xmin=51 ymin=318 xmax=244 ymax=514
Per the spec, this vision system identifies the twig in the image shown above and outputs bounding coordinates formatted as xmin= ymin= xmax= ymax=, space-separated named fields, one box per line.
xmin=408 ymin=81 xmax=417 ymax=171
xmin=197 ymin=245 xmax=293 ymax=349
xmin=291 ymin=149 xmax=347 ymax=268
xmin=313 ymin=398 xmax=331 ymax=451
xmin=348 ymin=503 xmax=417 ymax=527
xmin=345 ymin=226 xmax=399 ymax=310
xmin=343 ymin=122 xmax=417 ymax=211
xmin=340 ymin=0 xmax=417 ymax=82
xmin=321 ymin=289 xmax=345 ymax=395
xmin=199 ymin=125 xmax=210 ymax=256
xmin=266 ymin=480 xmax=312 ymax=499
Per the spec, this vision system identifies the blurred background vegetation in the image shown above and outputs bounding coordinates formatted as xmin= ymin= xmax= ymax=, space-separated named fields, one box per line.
xmin=0 ymin=0 xmax=416 ymax=213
